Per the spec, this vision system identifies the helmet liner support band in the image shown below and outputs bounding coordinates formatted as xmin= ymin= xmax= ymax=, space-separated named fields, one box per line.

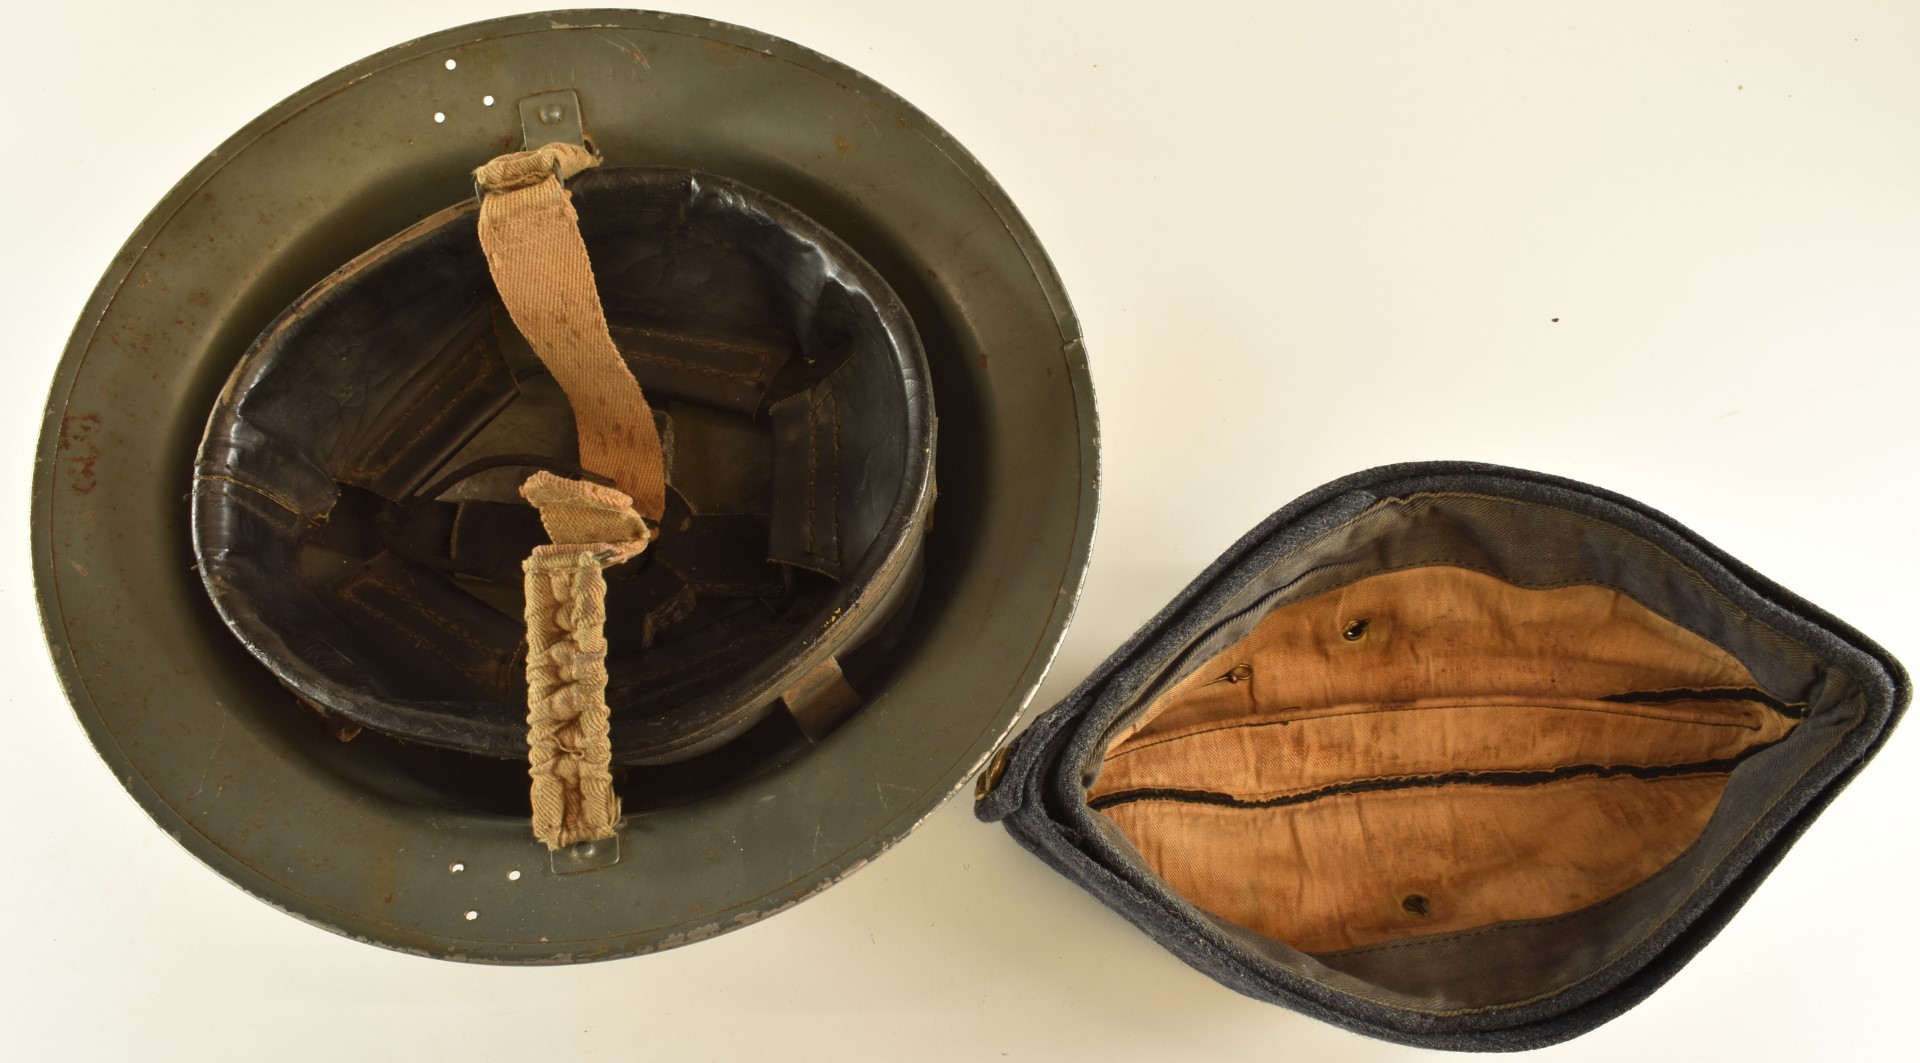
xmin=474 ymin=141 xmax=666 ymax=848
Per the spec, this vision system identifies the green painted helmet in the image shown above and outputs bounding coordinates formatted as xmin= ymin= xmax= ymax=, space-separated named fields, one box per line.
xmin=37 ymin=10 xmax=1094 ymax=961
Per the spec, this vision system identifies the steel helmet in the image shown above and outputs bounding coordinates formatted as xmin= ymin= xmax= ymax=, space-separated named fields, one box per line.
xmin=37 ymin=10 xmax=1095 ymax=960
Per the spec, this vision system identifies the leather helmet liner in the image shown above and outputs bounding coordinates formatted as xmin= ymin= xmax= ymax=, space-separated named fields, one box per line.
xmin=191 ymin=166 xmax=934 ymax=767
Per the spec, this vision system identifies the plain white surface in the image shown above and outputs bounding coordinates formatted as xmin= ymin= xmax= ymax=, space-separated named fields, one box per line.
xmin=3 ymin=2 xmax=1916 ymax=1059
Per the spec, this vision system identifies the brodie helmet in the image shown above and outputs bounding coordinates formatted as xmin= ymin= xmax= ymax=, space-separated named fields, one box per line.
xmin=37 ymin=11 xmax=1096 ymax=960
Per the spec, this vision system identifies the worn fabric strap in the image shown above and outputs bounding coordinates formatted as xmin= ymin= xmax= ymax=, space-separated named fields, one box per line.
xmin=475 ymin=142 xmax=668 ymax=520
xmin=518 ymin=473 xmax=650 ymax=848
xmin=474 ymin=142 xmax=665 ymax=849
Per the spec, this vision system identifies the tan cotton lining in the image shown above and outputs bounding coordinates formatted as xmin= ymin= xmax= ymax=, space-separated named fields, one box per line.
xmin=1093 ymin=566 xmax=1796 ymax=954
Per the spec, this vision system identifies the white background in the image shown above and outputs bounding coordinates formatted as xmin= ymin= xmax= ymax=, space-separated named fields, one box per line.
xmin=3 ymin=2 xmax=1915 ymax=1059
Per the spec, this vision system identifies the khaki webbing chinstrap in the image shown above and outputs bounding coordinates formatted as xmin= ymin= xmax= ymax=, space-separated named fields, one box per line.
xmin=474 ymin=139 xmax=665 ymax=850
xmin=522 ymin=470 xmax=652 ymax=565
xmin=521 ymin=551 xmax=619 ymax=848
xmin=518 ymin=472 xmax=652 ymax=848
xmin=475 ymin=142 xmax=668 ymax=520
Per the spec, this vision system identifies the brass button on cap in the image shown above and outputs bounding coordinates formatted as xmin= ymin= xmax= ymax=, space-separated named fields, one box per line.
xmin=975 ymin=743 xmax=1013 ymax=802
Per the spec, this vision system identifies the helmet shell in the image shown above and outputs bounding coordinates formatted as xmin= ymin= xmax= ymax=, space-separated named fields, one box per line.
xmin=35 ymin=10 xmax=1095 ymax=962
